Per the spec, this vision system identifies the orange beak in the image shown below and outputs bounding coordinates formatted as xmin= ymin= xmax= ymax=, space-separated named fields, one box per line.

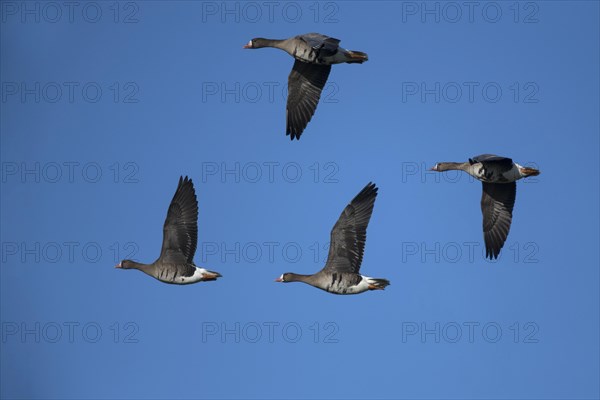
xmin=115 ymin=262 xmax=122 ymax=268
xmin=275 ymin=277 xmax=283 ymax=282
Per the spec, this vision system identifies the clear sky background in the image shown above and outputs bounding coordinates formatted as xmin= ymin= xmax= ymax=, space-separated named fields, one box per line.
xmin=1 ymin=1 xmax=598 ymax=399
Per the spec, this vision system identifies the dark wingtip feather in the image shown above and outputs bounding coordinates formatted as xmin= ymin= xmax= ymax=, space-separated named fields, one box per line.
xmin=484 ymin=236 xmax=502 ymax=259
xmin=485 ymin=246 xmax=500 ymax=260
xmin=179 ymin=175 xmax=190 ymax=183
xmin=353 ymin=182 xmax=378 ymax=204
xmin=177 ymin=175 xmax=195 ymax=191
xmin=286 ymin=125 xmax=302 ymax=140
xmin=172 ymin=176 xmax=197 ymax=212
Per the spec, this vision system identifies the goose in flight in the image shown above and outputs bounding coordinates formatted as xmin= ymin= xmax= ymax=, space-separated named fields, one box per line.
xmin=431 ymin=154 xmax=540 ymax=259
xmin=275 ymin=183 xmax=389 ymax=294
xmin=244 ymin=33 xmax=368 ymax=140
xmin=116 ymin=176 xmax=222 ymax=284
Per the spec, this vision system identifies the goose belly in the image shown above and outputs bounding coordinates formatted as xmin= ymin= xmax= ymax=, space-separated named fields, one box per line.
xmin=157 ymin=266 xmax=205 ymax=285
xmin=323 ymin=275 xmax=370 ymax=295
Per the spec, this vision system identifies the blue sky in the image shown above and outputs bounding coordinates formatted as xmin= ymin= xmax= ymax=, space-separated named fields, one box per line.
xmin=1 ymin=1 xmax=598 ymax=399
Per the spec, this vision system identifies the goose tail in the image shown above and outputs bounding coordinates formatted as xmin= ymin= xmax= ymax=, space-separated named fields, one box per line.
xmin=200 ymin=269 xmax=222 ymax=281
xmin=519 ymin=166 xmax=540 ymax=177
xmin=367 ymin=277 xmax=390 ymax=290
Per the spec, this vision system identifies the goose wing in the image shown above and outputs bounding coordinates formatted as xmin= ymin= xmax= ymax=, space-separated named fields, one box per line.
xmin=286 ymin=60 xmax=331 ymax=139
xmin=158 ymin=176 xmax=199 ymax=271
xmin=481 ymin=182 xmax=516 ymax=259
xmin=323 ymin=183 xmax=378 ymax=274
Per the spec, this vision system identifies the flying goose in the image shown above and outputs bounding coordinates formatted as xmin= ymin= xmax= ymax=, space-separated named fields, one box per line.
xmin=275 ymin=183 xmax=389 ymax=294
xmin=431 ymin=154 xmax=540 ymax=259
xmin=115 ymin=176 xmax=222 ymax=284
xmin=244 ymin=33 xmax=368 ymax=140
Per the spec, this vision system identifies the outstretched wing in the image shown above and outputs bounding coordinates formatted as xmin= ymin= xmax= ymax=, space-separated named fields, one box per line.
xmin=481 ymin=182 xmax=516 ymax=259
xmin=159 ymin=176 xmax=199 ymax=265
xmin=323 ymin=183 xmax=378 ymax=274
xmin=286 ymin=60 xmax=331 ymax=140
